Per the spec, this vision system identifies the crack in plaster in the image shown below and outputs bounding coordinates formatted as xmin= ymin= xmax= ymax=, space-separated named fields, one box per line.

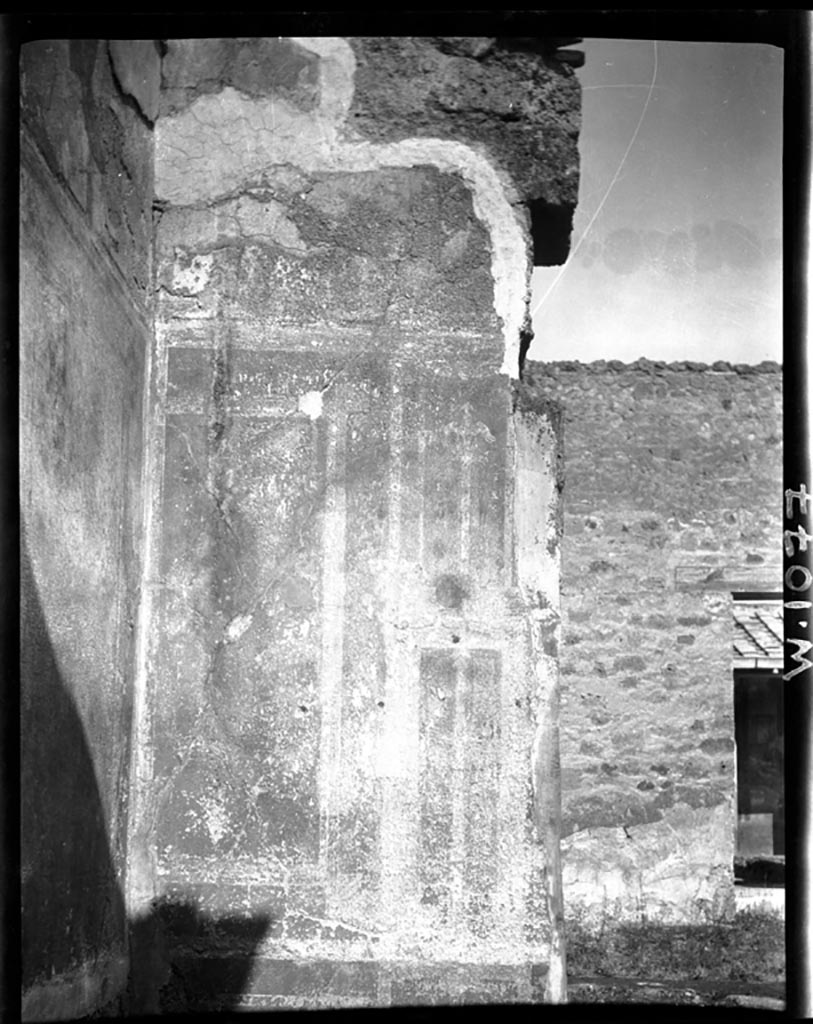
xmin=155 ymin=37 xmax=528 ymax=377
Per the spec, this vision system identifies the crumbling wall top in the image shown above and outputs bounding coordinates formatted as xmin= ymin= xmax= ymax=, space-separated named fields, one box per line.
xmin=346 ymin=37 xmax=581 ymax=210
xmin=526 ymin=358 xmax=783 ymax=377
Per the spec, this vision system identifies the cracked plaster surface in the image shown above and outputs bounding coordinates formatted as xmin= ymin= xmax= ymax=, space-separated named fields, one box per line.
xmin=155 ymin=37 xmax=528 ymax=378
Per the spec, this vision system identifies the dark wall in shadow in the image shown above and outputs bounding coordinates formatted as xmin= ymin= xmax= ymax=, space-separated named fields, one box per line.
xmin=20 ymin=534 xmax=128 ymax=996
xmin=129 ymin=898 xmax=270 ymax=1014
xmin=19 ymin=30 xmax=154 ymax=1012
xmin=22 ymin=534 xmax=269 ymax=1016
xmin=19 ymin=30 xmax=271 ymax=1014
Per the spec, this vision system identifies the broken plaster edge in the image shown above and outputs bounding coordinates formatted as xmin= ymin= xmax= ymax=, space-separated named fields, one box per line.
xmin=155 ymin=36 xmax=530 ymax=378
xmin=511 ymin=406 xmax=566 ymax=1002
xmin=302 ymin=34 xmax=529 ymax=378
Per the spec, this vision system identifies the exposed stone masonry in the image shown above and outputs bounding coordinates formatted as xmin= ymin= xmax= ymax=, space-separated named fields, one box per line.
xmin=524 ymin=359 xmax=782 ymax=927
xmin=346 ymin=37 xmax=581 ymax=210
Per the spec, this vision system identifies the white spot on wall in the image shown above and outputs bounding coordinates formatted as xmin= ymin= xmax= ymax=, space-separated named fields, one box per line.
xmin=225 ymin=611 xmax=252 ymax=642
xmin=198 ymin=791 xmax=230 ymax=847
xmin=172 ymin=252 xmax=213 ymax=294
xmin=298 ymin=390 xmax=323 ymax=420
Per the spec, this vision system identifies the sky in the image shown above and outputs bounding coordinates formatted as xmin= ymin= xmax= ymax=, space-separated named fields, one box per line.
xmin=528 ymin=38 xmax=784 ymax=364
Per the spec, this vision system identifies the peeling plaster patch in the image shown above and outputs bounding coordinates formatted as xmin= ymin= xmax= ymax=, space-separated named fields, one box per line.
xmin=298 ymin=390 xmax=323 ymax=420
xmin=290 ymin=37 xmax=356 ymax=131
xmin=155 ymin=37 xmax=528 ymax=377
xmin=225 ymin=611 xmax=253 ymax=642
xmin=155 ymin=88 xmax=327 ymax=203
xmin=156 ymin=198 xmax=306 ymax=257
xmin=333 ymin=137 xmax=527 ymax=376
xmin=198 ymin=791 xmax=231 ymax=847
xmin=234 ymin=194 xmax=307 ymax=251
xmin=172 ymin=252 xmax=213 ymax=294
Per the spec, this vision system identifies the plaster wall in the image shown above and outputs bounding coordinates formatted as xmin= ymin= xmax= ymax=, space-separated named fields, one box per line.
xmin=129 ymin=35 xmax=578 ymax=1009
xmin=20 ymin=38 xmax=159 ymax=1020
xmin=18 ymin=33 xmax=580 ymax=1013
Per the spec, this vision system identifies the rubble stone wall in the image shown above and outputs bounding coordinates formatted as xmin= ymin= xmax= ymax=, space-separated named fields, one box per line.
xmin=525 ymin=359 xmax=783 ymax=927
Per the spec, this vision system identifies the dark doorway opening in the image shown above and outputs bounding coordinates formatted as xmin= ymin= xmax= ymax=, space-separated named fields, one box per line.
xmin=734 ymin=667 xmax=784 ymax=885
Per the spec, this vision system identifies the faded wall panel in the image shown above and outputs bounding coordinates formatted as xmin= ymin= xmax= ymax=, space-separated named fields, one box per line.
xmin=136 ymin=33 xmax=576 ymax=1009
xmin=154 ymin=349 xmax=328 ymax=869
xmin=146 ymin=337 xmax=559 ymax=1006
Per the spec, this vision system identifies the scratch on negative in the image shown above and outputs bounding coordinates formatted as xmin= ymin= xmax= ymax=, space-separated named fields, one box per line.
xmin=532 ymin=40 xmax=660 ymax=318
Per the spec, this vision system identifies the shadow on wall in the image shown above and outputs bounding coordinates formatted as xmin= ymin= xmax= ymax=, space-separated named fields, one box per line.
xmin=129 ymin=897 xmax=271 ymax=1014
xmin=21 ymin=532 xmax=269 ymax=1016
xmin=20 ymin=529 xmax=128 ymax=1003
